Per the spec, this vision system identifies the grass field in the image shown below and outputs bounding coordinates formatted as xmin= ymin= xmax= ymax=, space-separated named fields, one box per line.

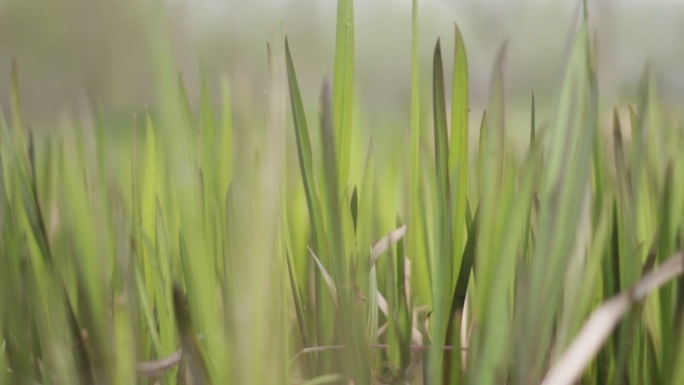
xmin=1 ymin=1 xmax=684 ymax=384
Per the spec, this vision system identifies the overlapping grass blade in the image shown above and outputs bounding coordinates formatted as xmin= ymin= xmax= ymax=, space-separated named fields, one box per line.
xmin=426 ymin=39 xmax=454 ymax=385
xmin=469 ymin=41 xmax=508 ymax=385
xmin=517 ymin=21 xmax=598 ymax=384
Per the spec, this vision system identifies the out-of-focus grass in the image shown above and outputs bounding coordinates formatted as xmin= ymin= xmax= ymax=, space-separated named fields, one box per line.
xmin=1 ymin=1 xmax=684 ymax=385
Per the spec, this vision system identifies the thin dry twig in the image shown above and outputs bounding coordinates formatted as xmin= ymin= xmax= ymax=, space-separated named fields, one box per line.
xmin=136 ymin=349 xmax=183 ymax=376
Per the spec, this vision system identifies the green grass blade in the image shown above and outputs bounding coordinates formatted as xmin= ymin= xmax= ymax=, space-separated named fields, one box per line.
xmin=449 ymin=23 xmax=469 ymax=295
xmin=356 ymin=140 xmax=374 ymax=313
xmin=333 ymin=0 xmax=355 ymax=191
xmin=427 ymin=38 xmax=453 ymax=385
xmin=284 ymin=37 xmax=326 ymax=260
xmin=10 ymin=58 xmax=26 ymax=134
xmin=518 ymin=22 xmax=597 ymax=383
xmin=142 ymin=113 xmax=157 ymax=316
xmin=285 ymin=39 xmax=336 ymax=365
xmin=218 ymin=76 xmax=234 ymax=203
xmin=408 ymin=0 xmax=430 ymax=313
xmin=469 ymin=43 xmax=510 ymax=384
xmin=472 ymin=40 xmax=507 ymax=363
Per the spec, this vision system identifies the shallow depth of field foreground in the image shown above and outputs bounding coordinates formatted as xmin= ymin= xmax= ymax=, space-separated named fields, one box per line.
xmin=1 ymin=1 xmax=684 ymax=384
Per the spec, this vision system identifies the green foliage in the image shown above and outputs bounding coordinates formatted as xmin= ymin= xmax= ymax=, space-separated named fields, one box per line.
xmin=1 ymin=2 xmax=684 ymax=385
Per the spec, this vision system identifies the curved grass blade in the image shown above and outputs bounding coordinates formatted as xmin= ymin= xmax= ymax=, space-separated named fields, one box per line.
xmin=370 ymin=225 xmax=408 ymax=266
xmin=308 ymin=246 xmax=338 ymax=307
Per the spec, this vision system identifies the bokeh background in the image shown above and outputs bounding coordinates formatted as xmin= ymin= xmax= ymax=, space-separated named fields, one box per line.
xmin=1 ymin=0 xmax=683 ymax=150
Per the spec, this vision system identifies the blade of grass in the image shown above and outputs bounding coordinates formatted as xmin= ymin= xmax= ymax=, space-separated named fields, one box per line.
xmin=517 ymin=21 xmax=597 ymax=383
xmin=408 ymin=0 xmax=430 ymax=314
xmin=469 ymin=41 xmax=508 ymax=385
xmin=427 ymin=38 xmax=454 ymax=385
xmin=333 ymin=0 xmax=355 ymax=191
xmin=285 ymin=37 xmax=333 ymax=359
xmin=449 ymin=22 xmax=469 ymax=297
xmin=142 ymin=113 xmax=157 ymax=312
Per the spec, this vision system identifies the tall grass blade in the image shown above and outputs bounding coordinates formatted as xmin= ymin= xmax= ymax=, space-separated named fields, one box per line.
xmin=333 ymin=0 xmax=355 ymax=191
xmin=427 ymin=38 xmax=454 ymax=385
xmin=516 ymin=21 xmax=597 ymax=383
xmin=449 ymin=22 xmax=469 ymax=294
xmin=408 ymin=0 xmax=431 ymax=316
xmin=142 ymin=113 xmax=157 ymax=326
xmin=470 ymin=41 xmax=507 ymax=385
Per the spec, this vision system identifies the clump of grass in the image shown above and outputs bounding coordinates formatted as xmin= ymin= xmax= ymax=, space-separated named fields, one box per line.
xmin=1 ymin=1 xmax=684 ymax=385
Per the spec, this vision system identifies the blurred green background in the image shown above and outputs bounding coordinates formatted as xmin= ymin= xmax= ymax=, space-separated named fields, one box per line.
xmin=1 ymin=0 xmax=683 ymax=142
